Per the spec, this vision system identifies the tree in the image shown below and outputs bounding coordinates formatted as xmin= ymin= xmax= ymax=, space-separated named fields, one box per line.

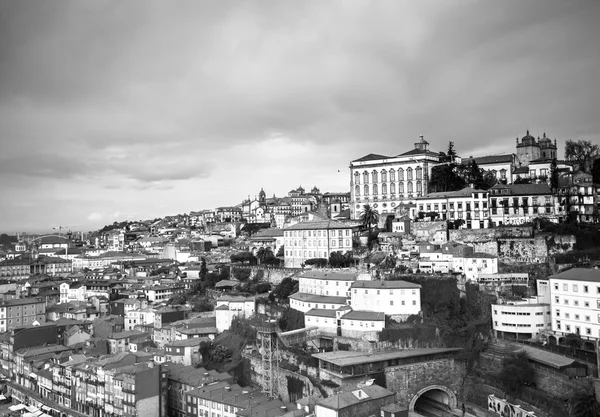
xmin=199 ymin=258 xmax=207 ymax=280
xmin=592 ymin=158 xmax=600 ymax=185
xmin=565 ymin=139 xmax=600 ymax=173
xmin=230 ymin=251 xmax=256 ymax=264
xmin=276 ymin=245 xmax=284 ymax=257
xmin=429 ymin=164 xmax=466 ymax=192
xmin=256 ymin=247 xmax=275 ymax=265
xmin=514 ymin=176 xmax=532 ymax=185
xmin=569 ymin=391 xmax=600 ymax=417
xmin=550 ymin=158 xmax=560 ymax=191
xmin=272 ymin=277 xmax=299 ymax=300
xmin=498 ymin=351 xmax=534 ymax=395
xmin=361 ymin=204 xmax=379 ymax=250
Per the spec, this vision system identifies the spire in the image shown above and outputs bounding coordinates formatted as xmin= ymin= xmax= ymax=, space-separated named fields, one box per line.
xmin=526 ymin=129 xmax=530 ymax=136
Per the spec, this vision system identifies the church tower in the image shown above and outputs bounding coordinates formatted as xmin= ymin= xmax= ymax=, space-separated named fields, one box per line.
xmin=516 ymin=130 xmax=541 ymax=166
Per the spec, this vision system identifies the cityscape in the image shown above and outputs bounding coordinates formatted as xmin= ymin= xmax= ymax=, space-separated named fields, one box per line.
xmin=1 ymin=2 xmax=600 ymax=417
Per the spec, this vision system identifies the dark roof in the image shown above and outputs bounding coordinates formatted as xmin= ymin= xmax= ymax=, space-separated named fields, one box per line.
xmin=342 ymin=310 xmax=385 ymax=321
xmin=313 ymin=347 xmax=462 ymax=367
xmin=419 ymin=187 xmax=487 ymax=200
xmin=316 ymin=385 xmax=394 ymax=410
xmin=289 ymin=293 xmax=348 ymax=304
xmin=352 ymin=153 xmax=390 ymax=163
xmin=397 ymin=148 xmax=440 ymax=157
xmin=548 ymin=268 xmax=600 ymax=283
xmin=305 ymin=308 xmax=337 ymax=318
xmin=513 ymin=167 xmax=529 ymax=174
xmin=490 ymin=183 xmax=552 ymax=196
xmin=350 ymin=280 xmax=421 ymax=289
xmin=300 ymin=270 xmax=357 ymax=281
xmin=463 ymin=154 xmax=513 ymax=165
xmin=285 ymin=220 xmax=352 ymax=231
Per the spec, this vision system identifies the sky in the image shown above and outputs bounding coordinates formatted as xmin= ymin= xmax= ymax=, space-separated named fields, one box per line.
xmin=0 ymin=0 xmax=599 ymax=233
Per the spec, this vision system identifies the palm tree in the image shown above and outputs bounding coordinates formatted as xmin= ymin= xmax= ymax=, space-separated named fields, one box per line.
xmin=569 ymin=391 xmax=600 ymax=417
xmin=360 ymin=204 xmax=379 ymax=250
xmin=256 ymin=247 xmax=274 ymax=265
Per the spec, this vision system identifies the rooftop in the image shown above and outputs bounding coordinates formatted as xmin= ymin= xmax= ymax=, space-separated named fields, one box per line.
xmin=548 ymin=268 xmax=600 ymax=283
xmin=305 ymin=308 xmax=337 ymax=318
xmin=313 ymin=347 xmax=462 ymax=367
xmin=299 ymin=270 xmax=357 ymax=281
xmin=289 ymin=293 xmax=348 ymax=304
xmin=350 ymin=280 xmax=421 ymax=289
xmin=342 ymin=310 xmax=385 ymax=321
xmin=316 ymin=385 xmax=394 ymax=410
xmin=285 ymin=219 xmax=352 ymax=231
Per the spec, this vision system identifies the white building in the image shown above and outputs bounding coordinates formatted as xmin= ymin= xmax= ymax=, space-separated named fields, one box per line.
xmin=289 ymin=293 xmax=348 ymax=313
xmin=125 ymin=307 xmax=155 ymax=331
xmin=418 ymin=242 xmax=498 ymax=280
xmin=548 ymin=268 xmax=600 ymax=341
xmin=349 ymin=135 xmax=443 ymax=219
xmin=283 ymin=219 xmax=354 ymax=268
xmin=453 ymin=253 xmax=498 ymax=281
xmin=298 ymin=270 xmax=356 ymax=297
xmin=305 ymin=308 xmax=338 ymax=335
xmin=59 ymin=282 xmax=86 ymax=304
xmin=416 ymin=187 xmax=491 ymax=229
xmin=340 ymin=310 xmax=385 ymax=339
xmin=492 ymin=295 xmax=551 ymax=340
xmin=214 ymin=295 xmax=256 ymax=333
xmin=461 ymin=154 xmax=514 ymax=184
xmin=350 ymin=280 xmax=421 ymax=317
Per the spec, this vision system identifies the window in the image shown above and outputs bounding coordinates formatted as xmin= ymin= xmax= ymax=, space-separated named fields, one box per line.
xmin=573 ymin=284 xmax=578 ymax=292
xmin=563 ymin=284 xmax=568 ymax=291
xmin=372 ymin=171 xmax=378 ymax=183
xmin=407 ymin=167 xmax=413 ymax=180
xmin=363 ymin=172 xmax=369 ymax=184
xmin=584 ymin=285 xmax=589 ymax=293
xmin=566 ymin=324 xmax=571 ymax=332
xmin=390 ymin=169 xmax=395 ymax=181
xmin=364 ymin=185 xmax=369 ymax=195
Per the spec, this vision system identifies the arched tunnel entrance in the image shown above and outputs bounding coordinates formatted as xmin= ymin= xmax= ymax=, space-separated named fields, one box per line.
xmin=410 ymin=386 xmax=458 ymax=417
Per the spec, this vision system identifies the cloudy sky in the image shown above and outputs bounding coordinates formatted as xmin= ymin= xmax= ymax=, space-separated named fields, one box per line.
xmin=1 ymin=0 xmax=599 ymax=233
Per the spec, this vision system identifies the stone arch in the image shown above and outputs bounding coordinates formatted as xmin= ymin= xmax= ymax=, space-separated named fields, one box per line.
xmin=583 ymin=341 xmax=595 ymax=351
xmin=409 ymin=385 xmax=458 ymax=412
xmin=548 ymin=335 xmax=557 ymax=345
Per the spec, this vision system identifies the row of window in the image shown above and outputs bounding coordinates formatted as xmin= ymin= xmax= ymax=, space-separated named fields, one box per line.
xmin=306 ymin=316 xmax=378 ymax=327
xmin=419 ymin=201 xmax=489 ymax=212
xmin=285 ymin=230 xmax=351 ymax=238
xmin=491 ymin=207 xmax=553 ymax=215
xmin=285 ymin=239 xmax=351 ymax=247
xmin=286 ymin=250 xmax=346 ymax=258
xmin=553 ymin=297 xmax=600 ymax=309
xmin=555 ymin=310 xmax=600 ymax=323
xmin=353 ymin=288 xmax=417 ymax=295
xmin=553 ymin=282 xmax=596 ymax=294
xmin=354 ymin=167 xmax=422 ymax=184
xmin=490 ymin=196 xmax=552 ymax=207
xmin=555 ymin=321 xmax=593 ymax=336
xmin=355 ymin=181 xmax=424 ymax=196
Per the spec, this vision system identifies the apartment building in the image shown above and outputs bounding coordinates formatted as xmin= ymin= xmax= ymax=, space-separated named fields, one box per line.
xmin=283 ymin=219 xmax=354 ymax=268
xmin=298 ymin=270 xmax=357 ymax=297
xmin=416 ymin=187 xmax=491 ymax=229
xmin=548 ymin=268 xmax=600 ymax=340
xmin=185 ymin=381 xmax=288 ymax=417
xmin=164 ymin=338 xmax=208 ymax=367
xmin=214 ymin=295 xmax=256 ymax=333
xmin=350 ymin=281 xmax=421 ymax=317
xmin=0 ymin=255 xmax=72 ymax=279
xmin=489 ymin=183 xmax=557 ymax=226
xmin=59 ymin=281 xmax=86 ymax=304
xmin=0 ymin=297 xmax=46 ymax=332
xmin=289 ymin=293 xmax=348 ymax=313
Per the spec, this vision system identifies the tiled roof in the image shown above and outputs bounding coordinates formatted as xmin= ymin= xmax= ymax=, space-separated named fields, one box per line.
xmin=342 ymin=310 xmax=385 ymax=321
xmin=166 ymin=337 xmax=211 ymax=347
xmin=419 ymin=187 xmax=487 ymax=200
xmin=350 ymin=280 xmax=421 ymax=289
xmin=352 ymin=153 xmax=390 ymax=163
xmin=305 ymin=308 xmax=337 ymax=318
xmin=316 ymin=385 xmax=394 ymax=410
xmin=285 ymin=219 xmax=351 ymax=231
xmin=548 ymin=268 xmax=600 ymax=283
xmin=462 ymin=154 xmax=513 ymax=165
xmin=289 ymin=293 xmax=348 ymax=304
xmin=312 ymin=347 xmax=462 ymax=367
xmin=397 ymin=148 xmax=440 ymax=158
xmin=490 ymin=183 xmax=552 ymax=196
xmin=299 ymin=270 xmax=357 ymax=281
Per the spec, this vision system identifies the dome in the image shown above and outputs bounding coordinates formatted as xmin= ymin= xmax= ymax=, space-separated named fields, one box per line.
xmin=259 ymin=188 xmax=266 ymax=197
xmin=520 ymin=130 xmax=536 ymax=145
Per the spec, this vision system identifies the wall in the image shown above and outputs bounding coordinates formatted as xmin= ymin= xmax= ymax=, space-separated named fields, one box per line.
xmin=230 ymin=265 xmax=302 ymax=285
xmin=497 ymin=238 xmax=548 ymax=263
xmin=450 ymin=227 xmax=534 ymax=243
xmin=385 ymin=358 xmax=466 ymax=409
xmin=412 ymin=221 xmax=448 ymax=243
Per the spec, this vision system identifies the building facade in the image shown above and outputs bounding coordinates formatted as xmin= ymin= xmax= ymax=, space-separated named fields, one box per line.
xmin=349 ymin=135 xmax=443 ymax=219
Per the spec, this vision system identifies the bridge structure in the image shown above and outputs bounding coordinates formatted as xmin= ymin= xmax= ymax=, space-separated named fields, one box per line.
xmin=277 ymin=326 xmax=320 ymax=347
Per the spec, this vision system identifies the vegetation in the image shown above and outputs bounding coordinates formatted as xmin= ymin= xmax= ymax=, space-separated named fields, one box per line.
xmin=498 ymin=351 xmax=535 ymax=395
xmin=568 ymin=391 xmax=600 ymax=417
xmin=565 ymin=139 xmax=599 ymax=173
xmin=256 ymin=247 xmax=276 ymax=265
xmin=230 ymin=251 xmax=257 ymax=264
xmin=550 ymin=158 xmax=559 ymax=191
xmin=270 ymin=277 xmax=299 ymax=301
xmin=304 ymin=258 xmax=328 ymax=267
xmin=328 ymin=251 xmax=357 ymax=267
xmin=278 ymin=307 xmax=305 ymax=331
xmin=360 ymin=204 xmax=379 ymax=250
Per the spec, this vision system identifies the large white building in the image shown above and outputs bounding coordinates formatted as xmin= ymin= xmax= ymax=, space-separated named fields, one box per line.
xmin=548 ymin=268 xmax=600 ymax=341
xmin=418 ymin=242 xmax=498 ymax=280
xmin=416 ymin=187 xmax=491 ymax=229
xmin=298 ymin=270 xmax=356 ymax=297
xmin=350 ymin=280 xmax=421 ymax=317
xmin=283 ymin=219 xmax=354 ymax=268
xmin=349 ymin=135 xmax=443 ymax=219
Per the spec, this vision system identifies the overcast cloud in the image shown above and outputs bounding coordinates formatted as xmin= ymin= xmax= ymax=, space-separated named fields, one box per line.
xmin=0 ymin=0 xmax=599 ymax=232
